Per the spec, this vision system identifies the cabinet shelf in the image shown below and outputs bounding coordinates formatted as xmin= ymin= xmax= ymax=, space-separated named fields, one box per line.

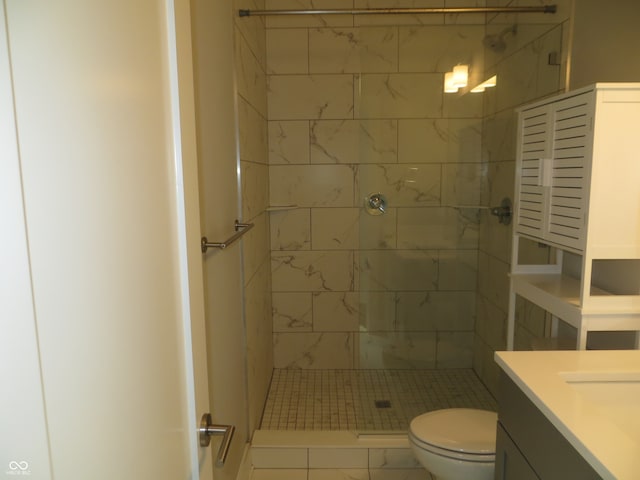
xmin=508 ymin=83 xmax=640 ymax=351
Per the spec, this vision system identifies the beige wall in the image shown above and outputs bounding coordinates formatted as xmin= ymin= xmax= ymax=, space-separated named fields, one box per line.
xmin=569 ymin=0 xmax=640 ymax=89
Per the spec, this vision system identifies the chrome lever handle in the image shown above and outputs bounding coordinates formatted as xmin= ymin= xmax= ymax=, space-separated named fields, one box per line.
xmin=199 ymin=413 xmax=235 ymax=467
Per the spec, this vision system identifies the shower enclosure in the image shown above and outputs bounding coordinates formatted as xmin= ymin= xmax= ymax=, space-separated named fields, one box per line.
xmin=264 ymin=2 xmax=565 ymax=432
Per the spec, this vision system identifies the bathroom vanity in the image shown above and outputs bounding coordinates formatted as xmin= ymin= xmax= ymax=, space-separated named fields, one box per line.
xmin=494 ymin=350 xmax=640 ymax=480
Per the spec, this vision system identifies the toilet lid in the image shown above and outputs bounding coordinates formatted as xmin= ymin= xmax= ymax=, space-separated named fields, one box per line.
xmin=409 ymin=408 xmax=497 ymax=455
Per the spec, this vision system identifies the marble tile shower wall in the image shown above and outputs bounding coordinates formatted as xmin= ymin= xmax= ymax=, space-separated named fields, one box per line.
xmin=234 ymin=0 xmax=273 ymax=433
xmin=473 ymin=0 xmax=572 ymax=396
xmin=265 ymin=1 xmax=488 ymax=370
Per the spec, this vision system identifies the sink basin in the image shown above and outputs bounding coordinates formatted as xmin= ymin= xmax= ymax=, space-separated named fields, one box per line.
xmin=560 ymin=371 xmax=640 ymax=443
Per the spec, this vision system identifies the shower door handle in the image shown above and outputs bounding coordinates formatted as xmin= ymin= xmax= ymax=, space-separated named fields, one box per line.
xmin=199 ymin=413 xmax=235 ymax=466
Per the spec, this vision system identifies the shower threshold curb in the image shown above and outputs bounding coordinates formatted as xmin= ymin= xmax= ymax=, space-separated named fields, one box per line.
xmin=252 ymin=429 xmax=410 ymax=449
xmin=250 ymin=430 xmax=420 ymax=470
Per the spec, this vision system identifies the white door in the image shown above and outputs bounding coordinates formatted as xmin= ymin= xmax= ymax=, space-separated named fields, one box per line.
xmin=0 ymin=1 xmax=214 ymax=478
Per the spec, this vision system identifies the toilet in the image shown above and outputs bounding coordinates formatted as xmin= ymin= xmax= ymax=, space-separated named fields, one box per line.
xmin=408 ymin=408 xmax=497 ymax=480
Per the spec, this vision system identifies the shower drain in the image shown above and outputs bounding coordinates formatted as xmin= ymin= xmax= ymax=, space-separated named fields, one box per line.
xmin=374 ymin=400 xmax=391 ymax=408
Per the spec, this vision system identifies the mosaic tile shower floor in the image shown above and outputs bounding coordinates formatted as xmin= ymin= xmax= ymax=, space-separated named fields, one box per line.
xmin=260 ymin=369 xmax=497 ymax=431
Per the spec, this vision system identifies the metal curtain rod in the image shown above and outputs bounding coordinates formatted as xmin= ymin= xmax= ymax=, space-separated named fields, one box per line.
xmin=239 ymin=5 xmax=557 ymax=17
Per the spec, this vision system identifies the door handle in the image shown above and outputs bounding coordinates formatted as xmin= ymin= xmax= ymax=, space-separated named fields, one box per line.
xmin=199 ymin=413 xmax=235 ymax=466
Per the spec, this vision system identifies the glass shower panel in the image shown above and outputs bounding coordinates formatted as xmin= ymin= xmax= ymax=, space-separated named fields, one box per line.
xmin=352 ymin=19 xmax=485 ymax=371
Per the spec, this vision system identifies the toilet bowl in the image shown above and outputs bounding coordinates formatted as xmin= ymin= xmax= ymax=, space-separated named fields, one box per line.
xmin=408 ymin=408 xmax=497 ymax=480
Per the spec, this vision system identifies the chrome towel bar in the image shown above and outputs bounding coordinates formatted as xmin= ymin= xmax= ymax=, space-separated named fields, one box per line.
xmin=201 ymin=220 xmax=254 ymax=253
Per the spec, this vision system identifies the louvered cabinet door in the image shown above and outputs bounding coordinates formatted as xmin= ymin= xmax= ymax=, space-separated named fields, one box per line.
xmin=516 ymin=104 xmax=550 ymax=241
xmin=546 ymin=92 xmax=594 ymax=251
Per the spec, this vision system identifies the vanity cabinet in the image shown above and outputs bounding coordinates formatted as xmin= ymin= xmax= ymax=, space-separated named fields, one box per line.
xmin=507 ymin=83 xmax=640 ymax=349
xmin=494 ymin=372 xmax=601 ymax=480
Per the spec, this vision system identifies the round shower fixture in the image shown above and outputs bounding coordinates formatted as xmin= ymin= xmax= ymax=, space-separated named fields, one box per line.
xmin=364 ymin=192 xmax=388 ymax=216
xmin=483 ymin=25 xmax=517 ymax=53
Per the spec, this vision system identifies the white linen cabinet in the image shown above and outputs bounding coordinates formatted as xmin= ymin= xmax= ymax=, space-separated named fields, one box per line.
xmin=508 ymin=83 xmax=640 ymax=350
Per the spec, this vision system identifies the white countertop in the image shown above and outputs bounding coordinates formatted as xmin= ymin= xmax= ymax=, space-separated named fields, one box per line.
xmin=495 ymin=350 xmax=640 ymax=480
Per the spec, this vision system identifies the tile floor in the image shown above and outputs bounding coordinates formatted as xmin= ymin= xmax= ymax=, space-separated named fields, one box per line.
xmin=250 ymin=468 xmax=428 ymax=479
xmin=260 ymin=368 xmax=496 ymax=431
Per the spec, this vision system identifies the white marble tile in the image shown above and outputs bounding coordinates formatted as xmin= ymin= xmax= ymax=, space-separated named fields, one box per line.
xmin=397 ymin=207 xmax=479 ymax=249
xmin=309 ymin=27 xmax=398 ymax=73
xmin=479 ymin=162 xmax=515 ymax=262
xmin=271 ymin=250 xmax=354 ymax=291
xmin=369 ymin=468 xmax=431 ymax=480
xmin=444 ymin=119 xmax=484 ymax=163
xmin=354 ymin=73 xmax=443 ymax=119
xmin=444 ymin=0 xmax=486 ymax=25
xmin=251 ymin=469 xmax=308 ymax=480
xmin=516 ymin=295 xmax=547 ymax=339
xmin=268 ymin=74 xmax=354 ymax=120
xmin=357 ymin=250 xmax=438 ymax=291
xmin=244 ymin=261 xmax=274 ymax=431
xmin=269 ymin=121 xmax=310 ymax=165
xmin=478 ymin=210 xmax=511 ymax=266
xmin=476 ymin=250 xmax=509 ymax=311
xmin=472 ymin=336 xmax=500 ymax=399
xmin=270 ymin=165 xmax=355 ymax=207
xmin=311 ymin=207 xmax=398 ymax=251
xmin=484 ymin=24 xmax=555 ymax=70
xmin=235 ymin=29 xmax=268 ymax=118
xmin=251 ymin=447 xmax=308 ymax=468
xmin=395 ymin=291 xmax=476 ymax=331
xmin=267 ymin=28 xmax=309 ymax=74
xmin=311 ymin=207 xmax=359 ymax=250
xmin=357 ymin=208 xmax=398 ymax=249
xmin=356 ymin=291 xmax=397 ymax=331
xmin=398 ymin=119 xmax=447 ymax=164
xmin=243 ymin=212 xmax=271 ymax=282
xmin=475 ymin=293 xmax=507 ymax=350
xmin=309 ymin=469 xmax=369 ymax=480
xmin=310 ymin=119 xmax=398 ymax=164
xmin=357 ymin=164 xmax=441 ymax=207
xmin=436 ymin=331 xmax=474 ymax=367
xmin=494 ymin=42 xmax=539 ymax=112
xmin=313 ymin=292 xmax=360 ymax=332
xmin=442 ymin=89 xmax=484 ymax=118
xmin=481 ymin=110 xmax=516 ymax=163
xmin=399 ymin=25 xmax=484 ymax=72
xmin=270 ymin=208 xmax=311 ymax=251
xmin=312 ymin=291 xmax=397 ymax=332
xmin=398 ymin=119 xmax=482 ymax=164
xmin=354 ymin=0 xmax=445 ymax=27
xmin=235 ymin=0 xmax=267 ymax=72
xmin=437 ymin=249 xmax=478 ymax=291
xmin=441 ymin=163 xmax=485 ymax=207
xmin=516 ymin=234 xmax=551 ymax=264
xmin=274 ymin=332 xmax=354 ymax=368
xmin=273 ymin=292 xmax=313 ymax=332
xmin=242 ymin=161 xmax=270 ymax=220
xmin=265 ymin=0 xmax=355 ymax=28
xmin=369 ymin=448 xmax=421 ymax=469
xmin=309 ymin=448 xmax=369 ymax=468
xmin=238 ymin=96 xmax=268 ymax=165
xmin=356 ymin=332 xmax=437 ymax=369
